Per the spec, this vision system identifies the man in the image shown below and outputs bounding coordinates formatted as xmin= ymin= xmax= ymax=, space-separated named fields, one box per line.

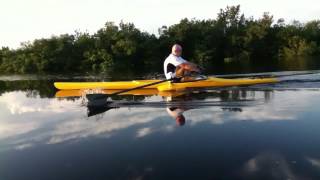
xmin=164 ymin=91 xmax=194 ymax=126
xmin=163 ymin=44 xmax=200 ymax=82
xmin=166 ymin=107 xmax=186 ymax=126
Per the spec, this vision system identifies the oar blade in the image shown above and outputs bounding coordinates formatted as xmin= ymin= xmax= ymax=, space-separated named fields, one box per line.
xmin=86 ymin=94 xmax=109 ymax=101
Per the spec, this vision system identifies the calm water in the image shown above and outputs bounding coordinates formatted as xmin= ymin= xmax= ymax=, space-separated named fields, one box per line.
xmin=1 ymin=72 xmax=320 ymax=180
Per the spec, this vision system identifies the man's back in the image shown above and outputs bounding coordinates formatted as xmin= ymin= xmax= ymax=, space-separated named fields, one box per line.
xmin=163 ymin=54 xmax=187 ymax=79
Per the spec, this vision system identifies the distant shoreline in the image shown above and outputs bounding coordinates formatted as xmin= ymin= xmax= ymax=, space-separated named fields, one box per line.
xmin=1 ymin=5 xmax=319 ymax=75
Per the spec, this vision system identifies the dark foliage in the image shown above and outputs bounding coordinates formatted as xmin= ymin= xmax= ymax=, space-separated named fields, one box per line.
xmin=1 ymin=5 xmax=320 ymax=75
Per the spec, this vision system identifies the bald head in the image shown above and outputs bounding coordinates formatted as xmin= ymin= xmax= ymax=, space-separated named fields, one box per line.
xmin=176 ymin=115 xmax=185 ymax=126
xmin=171 ymin=44 xmax=182 ymax=56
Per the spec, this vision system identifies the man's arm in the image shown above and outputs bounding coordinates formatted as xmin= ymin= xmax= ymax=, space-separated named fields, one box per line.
xmin=178 ymin=62 xmax=200 ymax=72
xmin=174 ymin=62 xmax=201 ymax=78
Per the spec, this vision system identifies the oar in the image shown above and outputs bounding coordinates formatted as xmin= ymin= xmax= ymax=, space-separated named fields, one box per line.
xmin=215 ymin=70 xmax=320 ymax=79
xmin=86 ymin=74 xmax=208 ymax=102
xmin=86 ymin=78 xmax=172 ymax=116
xmin=86 ymin=78 xmax=171 ymax=103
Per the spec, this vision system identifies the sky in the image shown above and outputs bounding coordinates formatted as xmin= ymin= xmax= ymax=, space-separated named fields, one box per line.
xmin=1 ymin=0 xmax=320 ymax=48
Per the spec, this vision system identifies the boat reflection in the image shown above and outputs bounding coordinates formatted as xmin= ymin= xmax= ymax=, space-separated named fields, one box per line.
xmin=163 ymin=91 xmax=250 ymax=126
xmin=56 ymin=89 xmax=272 ymax=126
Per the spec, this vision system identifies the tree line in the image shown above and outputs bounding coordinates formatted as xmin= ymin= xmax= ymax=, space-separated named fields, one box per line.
xmin=1 ymin=5 xmax=320 ymax=75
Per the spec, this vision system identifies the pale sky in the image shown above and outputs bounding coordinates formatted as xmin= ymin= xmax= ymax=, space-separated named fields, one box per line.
xmin=1 ymin=0 xmax=319 ymax=48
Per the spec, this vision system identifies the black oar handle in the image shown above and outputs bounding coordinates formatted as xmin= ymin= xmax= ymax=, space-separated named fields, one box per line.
xmin=85 ymin=79 xmax=171 ymax=101
xmin=112 ymin=79 xmax=171 ymax=95
xmin=86 ymin=75 xmax=208 ymax=101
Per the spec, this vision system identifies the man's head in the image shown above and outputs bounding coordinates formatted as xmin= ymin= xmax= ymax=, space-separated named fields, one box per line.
xmin=175 ymin=115 xmax=186 ymax=126
xmin=171 ymin=44 xmax=182 ymax=57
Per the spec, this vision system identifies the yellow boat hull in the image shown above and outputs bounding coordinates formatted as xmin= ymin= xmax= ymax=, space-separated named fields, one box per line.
xmin=156 ymin=77 xmax=278 ymax=91
xmin=54 ymin=77 xmax=278 ymax=91
xmin=55 ymin=89 xmax=185 ymax=98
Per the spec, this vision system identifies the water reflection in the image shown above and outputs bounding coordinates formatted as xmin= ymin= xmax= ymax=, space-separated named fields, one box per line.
xmin=1 ymin=87 xmax=318 ymax=150
xmin=84 ymin=89 xmax=269 ymax=126
xmin=0 ymin=88 xmax=268 ymax=148
xmin=1 ymin=74 xmax=320 ymax=179
xmin=241 ymin=152 xmax=298 ymax=179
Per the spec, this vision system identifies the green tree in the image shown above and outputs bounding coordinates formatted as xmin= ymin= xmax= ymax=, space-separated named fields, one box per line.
xmin=1 ymin=5 xmax=320 ymax=75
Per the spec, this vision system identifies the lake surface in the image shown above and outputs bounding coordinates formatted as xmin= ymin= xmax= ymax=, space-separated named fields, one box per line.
xmin=1 ymin=72 xmax=320 ymax=180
